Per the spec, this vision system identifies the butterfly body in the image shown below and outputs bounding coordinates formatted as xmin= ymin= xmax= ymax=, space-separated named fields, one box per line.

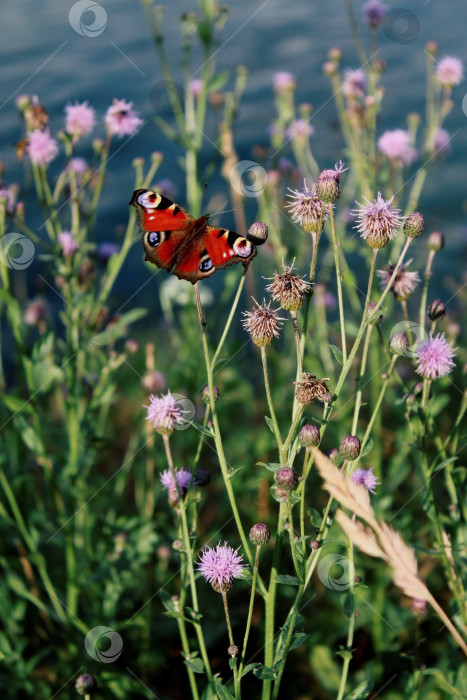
xmin=130 ymin=189 xmax=256 ymax=284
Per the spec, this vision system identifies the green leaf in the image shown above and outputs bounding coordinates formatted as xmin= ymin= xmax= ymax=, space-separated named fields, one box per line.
xmin=420 ymin=668 xmax=464 ymax=697
xmin=309 ymin=645 xmax=340 ymax=692
xmin=342 ymin=591 xmax=354 ymax=618
xmin=191 ymin=421 xmax=214 ymax=438
xmin=308 ymin=507 xmax=323 ymax=527
xmin=289 ymin=632 xmax=309 ymax=652
xmin=207 ymin=70 xmax=230 ymax=92
xmin=13 ymin=416 xmax=44 ymax=455
xmin=329 ymin=344 xmax=344 ymax=366
xmin=184 ymin=656 xmax=205 ymax=674
xmin=335 ymin=648 xmax=353 ymax=661
xmin=213 ymin=678 xmax=235 ymax=700
xmin=264 ymin=416 xmax=276 ymax=434
xmin=346 ymin=680 xmax=374 ymax=699
xmin=257 ymin=461 xmax=281 ymax=472
xmin=1 ymin=394 xmax=33 ymax=415
xmin=241 ymin=663 xmax=260 ymax=677
xmin=227 ymin=465 xmax=246 ymax=479
xmin=228 ymin=657 xmax=237 ymax=670
xmin=360 ymin=438 xmax=374 ymax=458
xmin=253 ymin=665 xmax=277 ymax=680
xmin=275 ymin=574 xmax=301 ymax=586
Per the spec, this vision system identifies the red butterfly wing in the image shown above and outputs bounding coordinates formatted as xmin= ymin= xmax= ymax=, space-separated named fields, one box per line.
xmin=204 ymin=226 xmax=256 ymax=271
xmin=130 ymin=189 xmax=192 ymax=231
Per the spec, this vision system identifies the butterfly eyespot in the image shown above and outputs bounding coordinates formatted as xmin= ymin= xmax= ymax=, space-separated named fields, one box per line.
xmin=233 ymin=238 xmax=253 ymax=258
xmin=199 ymin=255 xmax=214 ymax=272
xmin=138 ymin=191 xmax=160 ymax=208
xmin=147 ymin=231 xmax=164 ymax=247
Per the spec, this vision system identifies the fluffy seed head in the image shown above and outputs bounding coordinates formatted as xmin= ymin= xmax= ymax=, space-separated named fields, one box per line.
xmin=249 ymin=523 xmax=271 ymax=546
xmin=351 ymin=467 xmax=379 ymax=493
xmin=294 ymin=373 xmax=330 ymax=405
xmin=247 ymin=221 xmax=269 ymax=245
xmin=286 ymin=180 xmax=326 ymax=233
xmin=196 ymin=542 xmax=246 ymax=593
xmin=242 ymin=299 xmax=285 ymax=347
xmin=415 ymin=333 xmax=456 ymax=380
xmin=275 ymin=467 xmax=299 ymax=490
xmin=353 ymin=193 xmax=402 ymax=248
xmin=404 ymin=212 xmax=425 ymax=238
xmin=298 ymin=423 xmax=321 ymax=448
xmin=428 ymin=231 xmax=444 ymax=251
xmin=144 ymin=390 xmax=188 ymax=434
xmin=339 ymin=435 xmax=361 ymax=460
xmin=377 ymin=260 xmax=420 ymax=300
xmin=389 ymin=333 xmax=409 ymax=356
xmin=266 ymin=262 xmax=312 ymax=311
xmin=428 ymin=299 xmax=445 ymax=321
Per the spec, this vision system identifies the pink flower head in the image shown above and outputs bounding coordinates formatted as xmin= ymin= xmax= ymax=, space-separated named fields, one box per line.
xmin=286 ymin=179 xmax=326 ymax=234
xmin=144 ymin=390 xmax=188 ymax=434
xmin=160 ymin=468 xmax=193 ymax=491
xmin=273 ymin=71 xmax=296 ymax=92
xmin=378 ymin=129 xmax=417 ymax=165
xmin=342 ymin=68 xmax=366 ymax=98
xmin=188 ymin=79 xmax=203 ymax=98
xmin=434 ymin=128 xmax=451 ymax=155
xmin=285 ymin=119 xmax=314 ymax=140
xmin=58 ymin=231 xmax=78 ymax=257
xmin=415 ymin=333 xmax=456 ymax=380
xmin=196 ymin=542 xmax=246 ymax=592
xmin=435 ymin=56 xmax=464 ymax=87
xmin=67 ymin=157 xmax=89 ymax=174
xmin=377 ymin=259 xmax=420 ymax=300
xmin=363 ymin=0 xmax=387 ymax=27
xmin=27 ymin=128 xmax=58 ymax=166
xmin=65 ymin=101 xmax=96 ymax=138
xmin=105 ymin=99 xmax=143 ymax=137
xmin=0 ymin=187 xmax=17 ymax=214
xmin=352 ymin=467 xmax=379 ymax=493
xmin=24 ymin=298 xmax=49 ymax=326
xmin=353 ymin=193 xmax=403 ymax=248
xmin=97 ymin=242 xmax=120 ymax=262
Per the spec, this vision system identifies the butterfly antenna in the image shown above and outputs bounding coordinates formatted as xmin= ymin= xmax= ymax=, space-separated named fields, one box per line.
xmin=202 ymin=183 xmax=208 ymax=215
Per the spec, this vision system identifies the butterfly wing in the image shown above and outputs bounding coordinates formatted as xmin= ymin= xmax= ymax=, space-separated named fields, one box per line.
xmin=203 ymin=225 xmax=256 ymax=272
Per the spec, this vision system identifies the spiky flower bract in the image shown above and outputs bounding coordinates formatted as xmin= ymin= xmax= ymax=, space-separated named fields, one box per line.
xmin=242 ymin=299 xmax=284 ymax=347
xmin=144 ymin=390 xmax=188 ymax=434
xmin=415 ymin=333 xmax=456 ymax=380
xmin=197 ymin=542 xmax=246 ymax=593
xmin=315 ymin=161 xmax=347 ymax=203
xmin=353 ymin=193 xmax=402 ymax=249
xmin=286 ymin=180 xmax=326 ymax=234
xmin=266 ymin=262 xmax=312 ymax=311
xmin=377 ymin=260 xmax=420 ymax=300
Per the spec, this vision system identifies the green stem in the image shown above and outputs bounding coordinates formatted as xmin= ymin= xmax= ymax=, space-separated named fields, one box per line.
xmin=238 ymin=546 xmax=261 ymax=682
xmin=328 ymin=204 xmax=347 ymax=363
xmin=261 ymin=346 xmax=284 ymax=455
xmin=418 ymin=250 xmax=435 ymax=333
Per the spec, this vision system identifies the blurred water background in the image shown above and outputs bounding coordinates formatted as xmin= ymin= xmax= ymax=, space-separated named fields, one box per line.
xmin=2 ymin=0 xmax=466 ymax=309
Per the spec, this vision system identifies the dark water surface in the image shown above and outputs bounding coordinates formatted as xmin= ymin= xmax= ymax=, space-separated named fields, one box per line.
xmin=2 ymin=1 xmax=467 ymax=305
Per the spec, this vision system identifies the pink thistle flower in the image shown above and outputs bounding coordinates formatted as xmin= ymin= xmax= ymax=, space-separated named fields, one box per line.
xmin=196 ymin=542 xmax=246 ymax=592
xmin=434 ymin=128 xmax=451 ymax=155
xmin=27 ymin=128 xmax=58 ymax=166
xmin=286 ymin=179 xmax=326 ymax=234
xmin=160 ymin=468 xmax=193 ymax=491
xmin=64 ymin=101 xmax=96 ymax=139
xmin=353 ymin=192 xmax=403 ymax=249
xmin=58 ymin=231 xmax=78 ymax=257
xmin=188 ymin=79 xmax=203 ymax=98
xmin=285 ymin=120 xmax=314 ymax=139
xmin=273 ymin=71 xmax=296 ymax=92
xmin=342 ymin=68 xmax=366 ymax=98
xmin=0 ymin=187 xmax=17 ymax=215
xmin=435 ymin=56 xmax=464 ymax=87
xmin=144 ymin=390 xmax=188 ymax=434
xmin=67 ymin=157 xmax=89 ymax=174
xmin=24 ymin=298 xmax=49 ymax=326
xmin=352 ymin=467 xmax=379 ymax=493
xmin=363 ymin=0 xmax=387 ymax=27
xmin=377 ymin=259 xmax=420 ymax=300
xmin=105 ymin=99 xmax=143 ymax=138
xmin=415 ymin=333 xmax=456 ymax=380
xmin=378 ymin=129 xmax=417 ymax=165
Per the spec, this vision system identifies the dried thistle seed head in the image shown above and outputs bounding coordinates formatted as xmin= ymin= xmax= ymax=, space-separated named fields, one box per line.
xmin=247 ymin=221 xmax=269 ymax=245
xmin=294 ymin=373 xmax=330 ymax=405
xmin=339 ymin=435 xmax=361 ymax=460
xmin=275 ymin=467 xmax=299 ymax=490
xmin=24 ymin=103 xmax=49 ymax=130
xmin=428 ymin=299 xmax=446 ymax=321
xmin=377 ymin=260 xmax=420 ymax=301
xmin=249 ymin=523 xmax=271 ymax=546
xmin=265 ymin=262 xmax=312 ymax=311
xmin=428 ymin=231 xmax=444 ymax=251
xmin=202 ymin=385 xmax=220 ymax=404
xmin=315 ymin=161 xmax=347 ymax=203
xmin=353 ymin=193 xmax=403 ymax=249
xmin=286 ymin=180 xmax=326 ymax=234
xmin=404 ymin=212 xmax=425 ymax=238
xmin=389 ymin=333 xmax=409 ymax=356
xmin=242 ymin=299 xmax=285 ymax=347
xmin=298 ymin=423 xmax=321 ymax=448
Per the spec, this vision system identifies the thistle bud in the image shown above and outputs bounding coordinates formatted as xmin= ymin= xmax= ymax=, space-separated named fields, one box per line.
xmin=425 ymin=40 xmax=438 ymax=56
xmin=411 ymin=598 xmax=428 ymax=617
xmin=389 ymin=333 xmax=409 ymax=356
xmin=316 ymin=166 xmax=342 ymax=203
xmin=328 ymin=47 xmax=343 ymax=62
xmin=275 ymin=467 xmax=299 ymax=490
xmin=323 ymin=60 xmax=339 ymax=77
xmin=75 ymin=674 xmax=97 ymax=696
xmin=298 ymin=423 xmax=320 ymax=448
xmin=428 ymin=299 xmax=445 ymax=321
xmin=202 ymin=385 xmax=220 ymax=403
xmin=228 ymin=645 xmax=239 ymax=657
xmin=404 ymin=212 xmax=424 ymax=238
xmin=326 ymin=448 xmax=339 ymax=464
xmin=249 ymin=523 xmax=271 ymax=546
xmin=247 ymin=221 xmax=269 ymax=245
xmin=339 ymin=435 xmax=361 ymax=460
xmin=273 ymin=487 xmax=289 ymax=502
xmin=310 ymin=539 xmax=320 ymax=550
xmin=428 ymin=231 xmax=444 ymax=251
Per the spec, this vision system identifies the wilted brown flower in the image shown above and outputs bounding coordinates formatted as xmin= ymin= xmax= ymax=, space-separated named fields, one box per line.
xmin=265 ymin=262 xmax=312 ymax=311
xmin=294 ymin=373 xmax=330 ymax=405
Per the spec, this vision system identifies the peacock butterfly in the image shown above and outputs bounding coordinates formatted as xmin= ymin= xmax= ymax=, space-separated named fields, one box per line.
xmin=130 ymin=189 xmax=257 ymax=284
